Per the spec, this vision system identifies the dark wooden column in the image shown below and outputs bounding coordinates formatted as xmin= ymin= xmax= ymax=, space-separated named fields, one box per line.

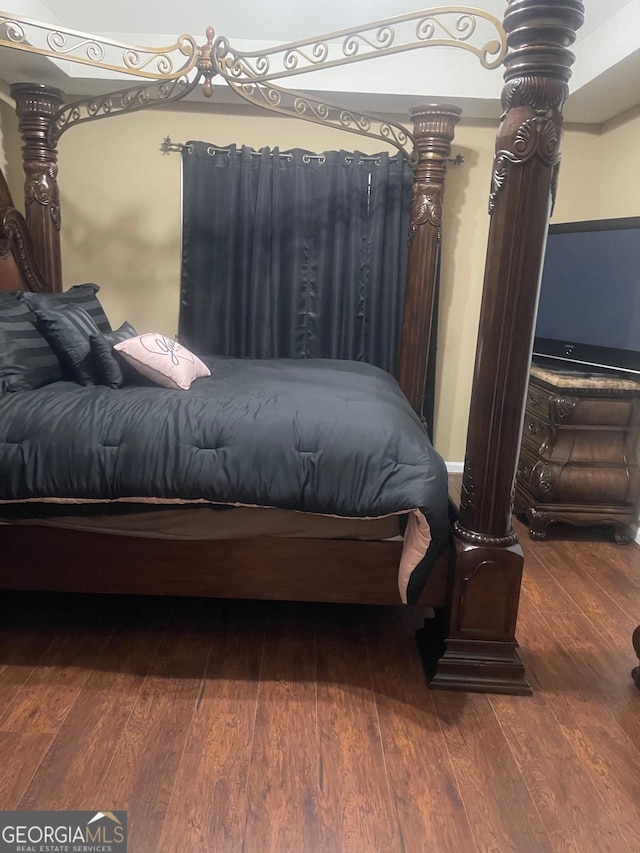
xmin=10 ymin=83 xmax=64 ymax=292
xmin=633 ymin=625 xmax=640 ymax=691
xmin=398 ymin=104 xmax=461 ymax=418
xmin=431 ymin=0 xmax=585 ymax=694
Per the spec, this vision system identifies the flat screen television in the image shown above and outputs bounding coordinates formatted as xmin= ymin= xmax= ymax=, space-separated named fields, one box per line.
xmin=533 ymin=216 xmax=640 ymax=377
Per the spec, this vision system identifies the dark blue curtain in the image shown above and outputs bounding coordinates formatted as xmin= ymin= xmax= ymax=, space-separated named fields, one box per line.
xmin=179 ymin=142 xmax=413 ymax=377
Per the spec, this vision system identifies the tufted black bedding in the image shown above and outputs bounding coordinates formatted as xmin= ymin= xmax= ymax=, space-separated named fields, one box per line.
xmin=0 ymin=356 xmax=450 ymax=602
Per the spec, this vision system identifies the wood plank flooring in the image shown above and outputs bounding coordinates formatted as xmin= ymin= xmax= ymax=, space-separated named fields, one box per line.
xmin=1 ymin=488 xmax=639 ymax=851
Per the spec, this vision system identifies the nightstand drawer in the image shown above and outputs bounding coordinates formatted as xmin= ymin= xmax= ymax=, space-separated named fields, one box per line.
xmin=521 ymin=412 xmax=549 ymax=453
xmin=518 ymin=444 xmax=637 ymax=504
xmin=525 ymin=383 xmax=550 ymax=418
xmin=562 ymin=396 xmax=634 ymax=427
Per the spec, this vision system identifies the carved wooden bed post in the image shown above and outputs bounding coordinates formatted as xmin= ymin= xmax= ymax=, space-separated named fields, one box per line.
xmin=10 ymin=83 xmax=64 ymax=292
xmin=399 ymin=104 xmax=461 ymax=417
xmin=431 ymin=0 xmax=585 ymax=694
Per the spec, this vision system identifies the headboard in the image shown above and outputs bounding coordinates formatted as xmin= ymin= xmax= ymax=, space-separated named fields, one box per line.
xmin=0 ymin=167 xmax=48 ymax=293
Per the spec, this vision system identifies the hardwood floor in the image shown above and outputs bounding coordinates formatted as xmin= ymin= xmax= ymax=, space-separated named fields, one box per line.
xmin=1 ymin=492 xmax=639 ymax=851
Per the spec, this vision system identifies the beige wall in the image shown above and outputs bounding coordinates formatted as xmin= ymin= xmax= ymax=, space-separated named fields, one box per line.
xmin=0 ymin=91 xmax=23 ymax=208
xmin=2 ymin=98 xmax=639 ymax=462
xmin=553 ymin=106 xmax=640 ymax=223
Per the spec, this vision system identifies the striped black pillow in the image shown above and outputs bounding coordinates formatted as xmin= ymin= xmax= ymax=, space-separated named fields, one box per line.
xmin=32 ymin=302 xmax=102 ymax=385
xmin=20 ymin=283 xmax=112 ymax=334
xmin=0 ymin=292 xmax=64 ymax=393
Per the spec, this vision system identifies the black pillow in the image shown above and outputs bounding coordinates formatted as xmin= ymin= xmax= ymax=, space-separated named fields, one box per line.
xmin=31 ymin=302 xmax=102 ymax=385
xmin=90 ymin=321 xmax=138 ymax=388
xmin=20 ymin=283 xmax=112 ymax=334
xmin=0 ymin=291 xmax=63 ymax=393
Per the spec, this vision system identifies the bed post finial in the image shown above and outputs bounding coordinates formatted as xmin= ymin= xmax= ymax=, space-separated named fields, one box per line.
xmin=431 ymin=0 xmax=584 ymax=695
xmin=198 ymin=26 xmax=217 ymax=98
xmin=10 ymin=83 xmax=64 ymax=292
xmin=399 ymin=103 xmax=461 ymax=420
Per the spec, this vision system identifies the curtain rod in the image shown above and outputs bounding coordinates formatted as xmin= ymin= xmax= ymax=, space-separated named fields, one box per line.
xmin=160 ymin=136 xmax=464 ymax=166
xmin=160 ymin=136 xmax=388 ymax=163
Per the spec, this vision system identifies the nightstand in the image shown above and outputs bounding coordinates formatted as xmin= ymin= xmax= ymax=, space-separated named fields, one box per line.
xmin=514 ymin=364 xmax=640 ymax=542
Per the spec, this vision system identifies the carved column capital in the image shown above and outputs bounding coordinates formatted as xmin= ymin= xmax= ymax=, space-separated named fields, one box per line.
xmin=409 ymin=103 xmax=461 ymax=236
xmin=410 ymin=182 xmax=443 ymax=239
xmin=487 ymin=1 xmax=583 ymax=216
xmin=410 ymin=103 xmax=463 ymax=153
xmin=24 ymin=160 xmax=61 ymax=227
xmin=11 ymin=82 xmax=65 ymax=291
xmin=489 ymin=114 xmax=562 ymax=213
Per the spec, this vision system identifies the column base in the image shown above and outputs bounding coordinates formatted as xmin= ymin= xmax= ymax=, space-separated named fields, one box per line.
xmin=430 ymin=637 xmax=531 ymax=694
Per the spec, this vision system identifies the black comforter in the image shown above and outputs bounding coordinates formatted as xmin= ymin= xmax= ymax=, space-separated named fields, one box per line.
xmin=0 ymin=357 xmax=450 ymax=599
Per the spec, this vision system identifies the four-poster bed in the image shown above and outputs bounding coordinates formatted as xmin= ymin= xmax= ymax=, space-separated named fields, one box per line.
xmin=0 ymin=0 xmax=586 ymax=694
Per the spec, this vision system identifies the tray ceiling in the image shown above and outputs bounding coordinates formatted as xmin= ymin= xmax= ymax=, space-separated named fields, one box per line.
xmin=1 ymin=0 xmax=638 ymax=124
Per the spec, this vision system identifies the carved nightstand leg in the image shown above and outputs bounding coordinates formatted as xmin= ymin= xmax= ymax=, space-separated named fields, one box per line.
xmin=526 ymin=508 xmax=550 ymax=540
xmin=613 ymin=524 xmax=631 ymax=546
xmin=529 ymin=529 xmax=548 ymax=541
xmin=633 ymin=625 xmax=640 ymax=691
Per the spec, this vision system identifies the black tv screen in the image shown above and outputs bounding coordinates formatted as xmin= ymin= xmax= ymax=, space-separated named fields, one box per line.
xmin=533 ymin=216 xmax=640 ymax=376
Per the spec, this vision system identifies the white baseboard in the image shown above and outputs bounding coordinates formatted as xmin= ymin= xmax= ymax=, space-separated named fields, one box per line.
xmin=633 ymin=525 xmax=640 ymax=545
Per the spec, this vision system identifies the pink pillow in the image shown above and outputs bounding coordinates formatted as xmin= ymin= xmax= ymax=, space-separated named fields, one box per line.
xmin=114 ymin=333 xmax=211 ymax=390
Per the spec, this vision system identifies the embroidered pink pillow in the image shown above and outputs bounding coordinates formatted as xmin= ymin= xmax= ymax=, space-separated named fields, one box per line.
xmin=114 ymin=333 xmax=210 ymax=390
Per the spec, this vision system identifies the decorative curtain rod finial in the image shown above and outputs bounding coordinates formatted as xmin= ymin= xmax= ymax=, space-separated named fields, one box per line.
xmin=160 ymin=136 xmax=187 ymax=154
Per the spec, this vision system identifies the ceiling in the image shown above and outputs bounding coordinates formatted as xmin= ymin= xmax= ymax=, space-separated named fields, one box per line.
xmin=1 ymin=0 xmax=639 ymax=124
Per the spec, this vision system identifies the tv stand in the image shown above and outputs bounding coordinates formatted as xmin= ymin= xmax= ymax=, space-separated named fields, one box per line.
xmin=514 ymin=364 xmax=640 ymax=542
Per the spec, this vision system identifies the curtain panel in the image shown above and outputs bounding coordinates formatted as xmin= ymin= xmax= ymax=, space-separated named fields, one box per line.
xmin=179 ymin=142 xmax=413 ymax=376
